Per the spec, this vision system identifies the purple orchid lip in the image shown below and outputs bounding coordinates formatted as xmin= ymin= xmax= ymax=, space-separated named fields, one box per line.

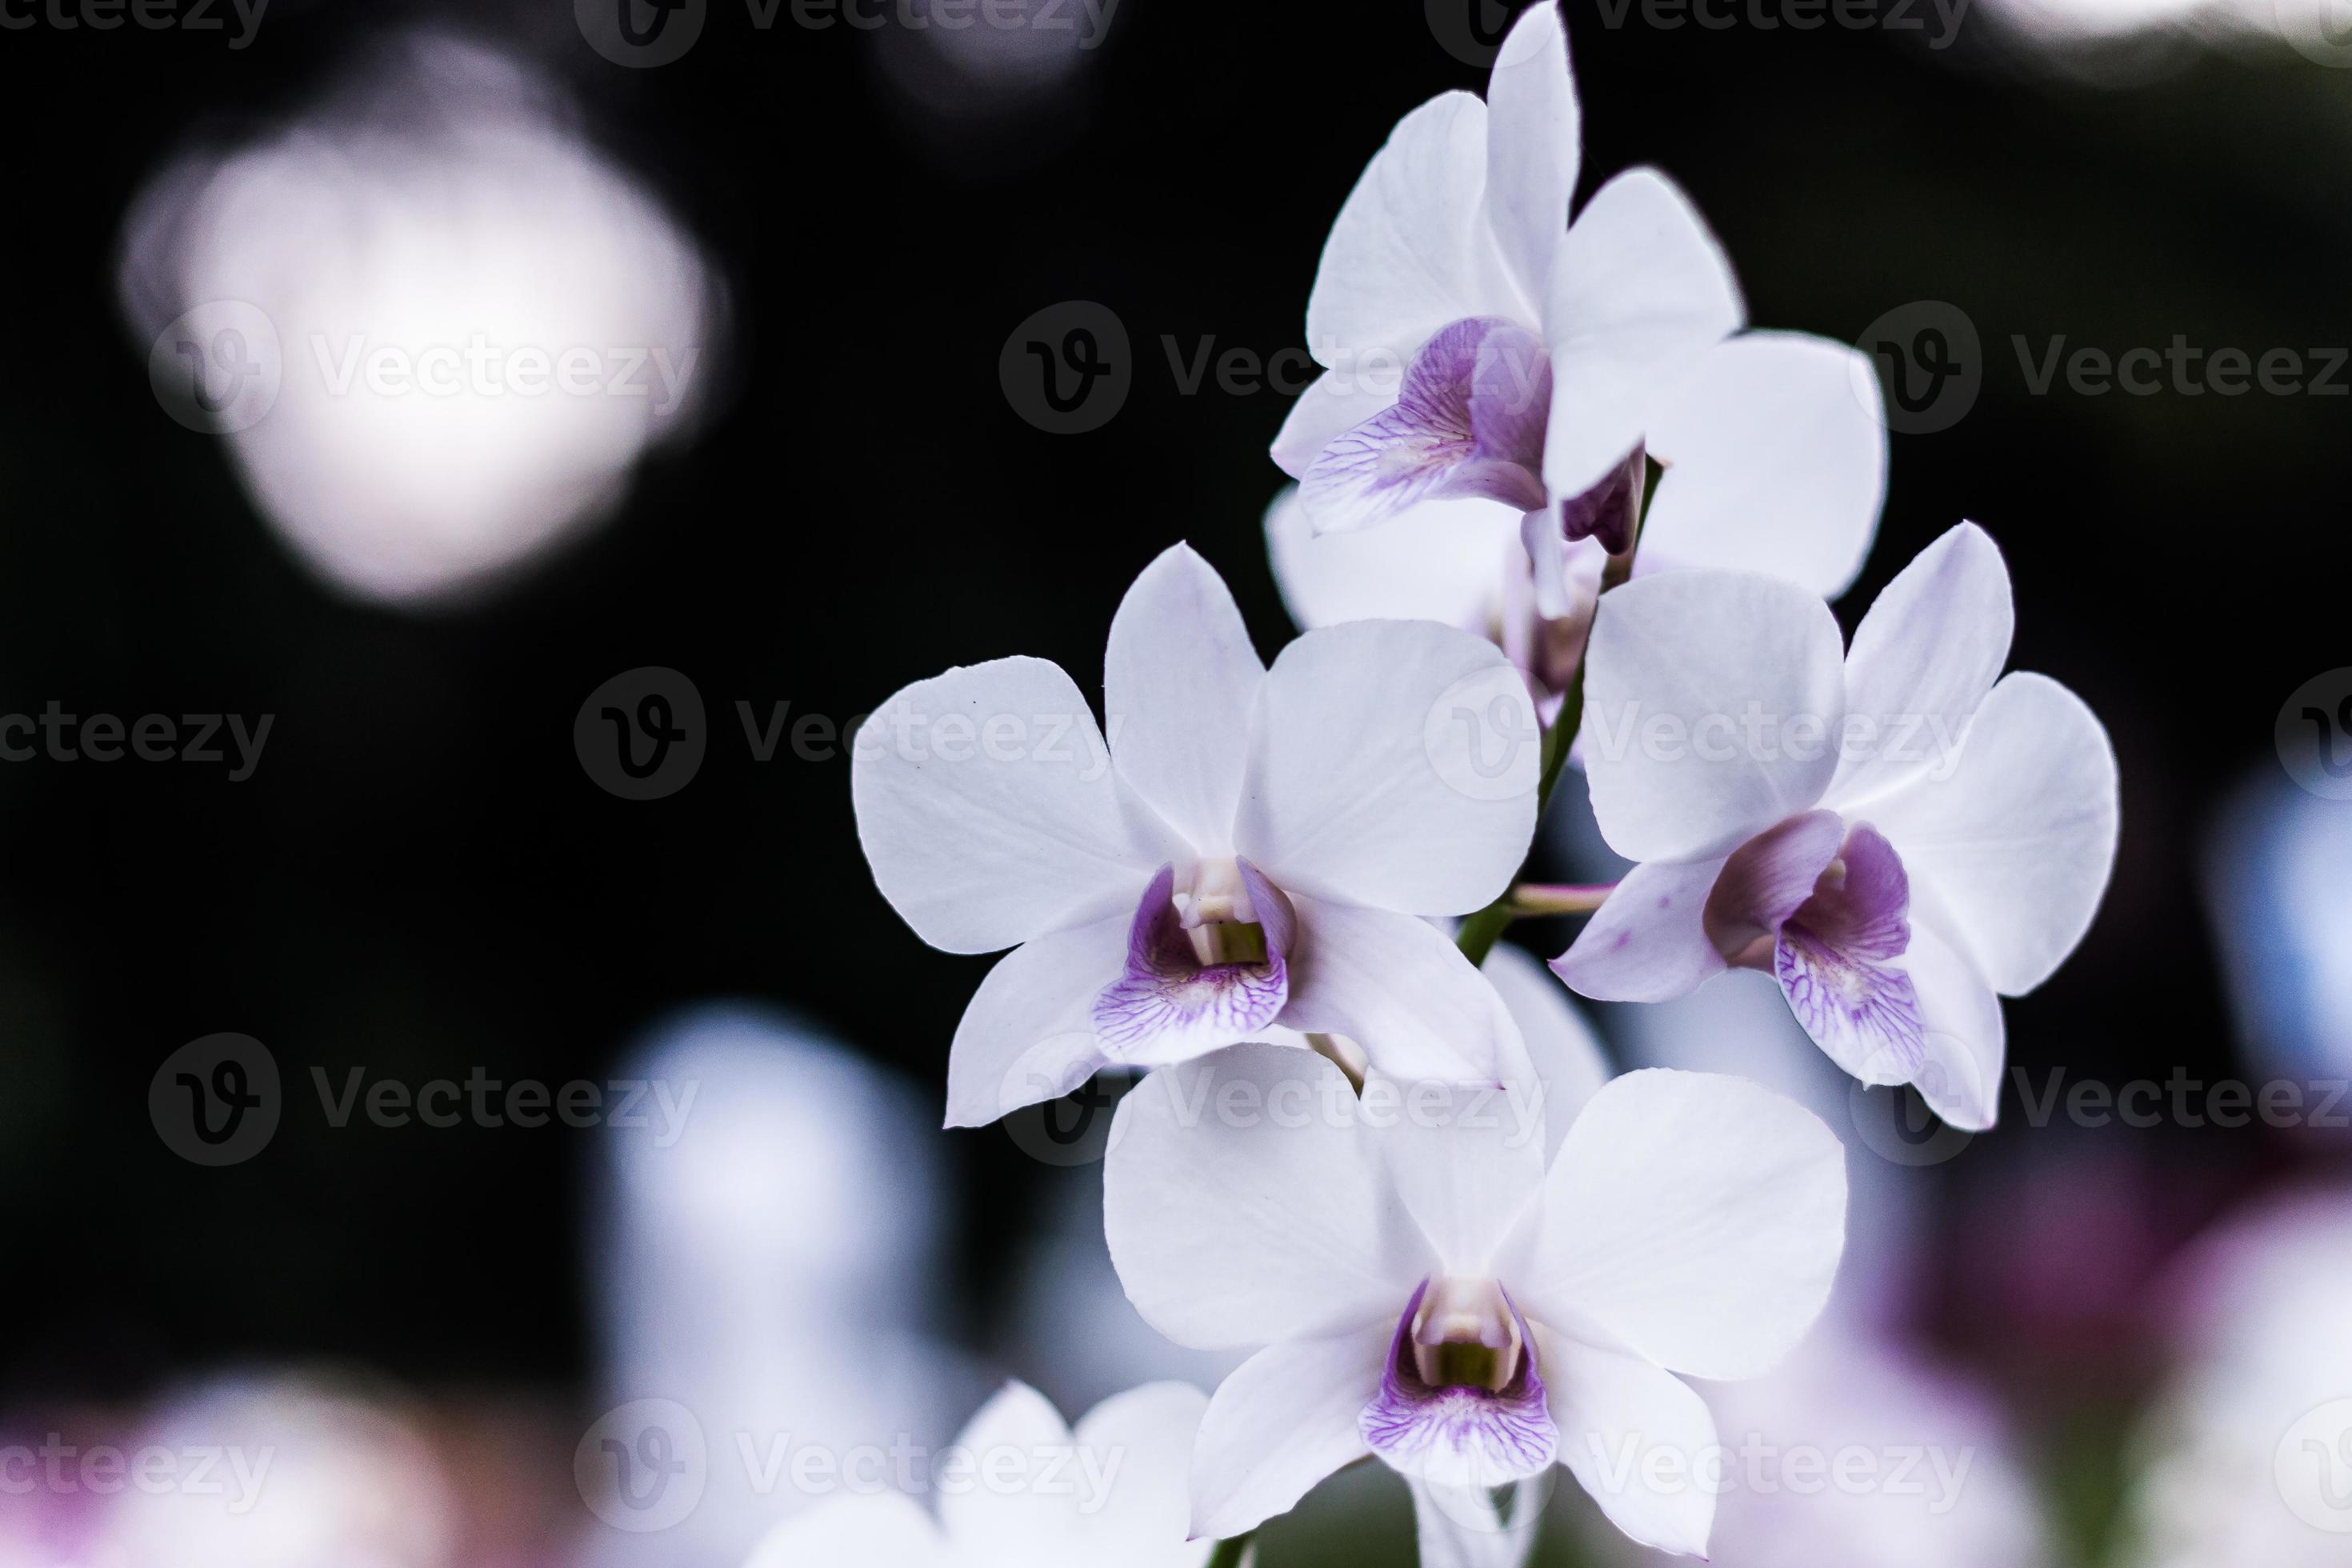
xmin=1774 ymin=820 xmax=1926 ymax=1080
xmin=1301 ymin=316 xmax=1552 ymax=530
xmin=1360 ymin=1278 xmax=1559 ymax=1490
xmin=1709 ymin=815 xmax=1926 ymax=1082
xmin=1090 ymin=858 xmax=1294 ymax=1059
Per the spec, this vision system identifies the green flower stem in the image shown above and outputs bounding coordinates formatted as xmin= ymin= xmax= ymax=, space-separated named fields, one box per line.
xmin=1206 ymin=1532 xmax=1255 ymax=1568
xmin=1454 ymin=664 xmax=1582 ymax=967
xmin=1455 ymin=458 xmax=1658 ymax=970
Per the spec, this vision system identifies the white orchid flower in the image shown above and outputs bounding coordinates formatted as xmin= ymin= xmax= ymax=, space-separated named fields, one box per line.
xmin=852 ymin=543 xmax=1539 ymax=1127
xmin=1557 ymin=522 xmax=2121 ymax=1130
xmin=1103 ymin=1044 xmax=1847 ymax=1557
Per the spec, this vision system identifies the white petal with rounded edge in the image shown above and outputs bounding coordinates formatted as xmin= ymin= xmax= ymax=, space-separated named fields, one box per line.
xmin=1238 ymin=619 xmax=1537 ymax=914
xmin=742 ymin=1491 xmax=946 ymax=1567
xmin=1580 ymin=570 xmax=1846 ymax=864
xmin=1284 ymin=896 xmax=1519 ymax=1084
xmin=1545 ymin=1332 xmax=1719 ymax=1558
xmin=1105 ymin=545 xmax=1265 ymax=856
xmin=1641 ymin=333 xmax=1887 ymax=598
xmin=1514 ymin=1070 xmax=1846 ymax=1381
xmin=1553 ymin=856 xmax=1730 ymax=1005
xmin=1271 ymin=370 xmax=1402 ymax=481
xmin=1264 ymin=486 xmax=1518 ymax=633
xmin=1190 ymin=1326 xmax=1391 ymax=1541
xmin=1068 ymin=1383 xmax=1214 ymax=1567
xmin=943 ymin=910 xmax=1129 ymax=1127
xmin=938 ymin=1382 xmax=1083 ymax=1557
xmin=1542 ymin=168 xmax=1742 ymax=501
xmin=1862 ymin=670 xmax=2119 ymax=995
xmin=1373 ymin=1054 xmax=1549 ymax=1277
xmin=1480 ymin=2 xmax=1579 ymax=322
xmin=1485 ymin=942 xmax=1613 ymax=1162
xmin=1103 ymin=1045 xmax=1432 ymax=1350
xmin=1306 ymin=93 xmax=1512 ymax=367
xmin=1830 ymin=522 xmax=2015 ymax=809
xmin=854 ymin=655 xmax=1176 ymax=954
xmin=1903 ymin=918 xmax=2007 ymax=1132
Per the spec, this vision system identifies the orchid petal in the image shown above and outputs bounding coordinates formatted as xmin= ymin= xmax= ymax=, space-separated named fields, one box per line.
xmin=1273 ymin=370 xmax=1402 ymax=480
xmin=1580 ymin=570 xmax=1846 ymax=863
xmin=1542 ymin=167 xmax=1742 ymax=502
xmin=1484 ymin=942 xmax=1612 ymax=1162
xmin=1554 ymin=857 xmax=1730 ymax=1003
xmin=1828 ymin=521 xmax=2014 ymax=808
xmin=742 ymin=1491 xmax=947 ymax=1566
xmin=1263 ymin=486 xmax=1518 ymax=634
xmin=1514 ymin=1070 xmax=1846 ymax=1381
xmin=1641 ymin=332 xmax=1887 ymax=597
xmin=1544 ymin=1332 xmax=1720 ymax=1558
xmin=1284 ymin=896 xmax=1520 ymax=1083
xmin=937 ymin=1382 xmax=1085 ymax=1556
xmin=1864 ymin=671 xmax=2119 ymax=995
xmin=853 ymin=655 xmax=1176 ymax=954
xmin=1238 ymin=619 xmax=1538 ymax=914
xmin=1480 ymin=2 xmax=1580 ymax=320
xmin=1306 ymin=93 xmax=1507 ymax=370
xmin=1374 ymin=1065 xmax=1548 ymax=1278
xmin=1103 ymin=1045 xmax=1432 ymax=1350
xmin=1068 ymin=1383 xmax=1215 ymax=1566
xmin=1104 ymin=544 xmax=1264 ymax=854
xmin=1903 ymin=918 xmax=2007 ymax=1131
xmin=1702 ymin=807 xmax=1845 ymax=964
xmin=945 ymin=910 xmax=1128 ymax=1128
xmin=1190 ymin=1326 xmax=1391 ymax=1541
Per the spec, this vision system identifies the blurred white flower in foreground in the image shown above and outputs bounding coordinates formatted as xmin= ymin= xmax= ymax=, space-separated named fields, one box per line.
xmin=583 ymin=1005 xmax=963 ymax=1567
xmin=1594 ymin=1334 xmax=2050 ymax=1568
xmin=1977 ymin=0 xmax=2352 ymax=72
xmin=741 ymin=1382 xmax=1210 ymax=1568
xmin=2203 ymin=769 xmax=2352 ymax=1088
xmin=2117 ymin=1187 xmax=2352 ymax=1566
xmin=95 ymin=1374 xmax=458 ymax=1568
xmin=120 ymin=33 xmax=720 ymax=604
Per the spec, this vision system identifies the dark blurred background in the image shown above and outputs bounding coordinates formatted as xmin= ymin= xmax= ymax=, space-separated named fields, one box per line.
xmin=0 ymin=0 xmax=2346 ymax=1542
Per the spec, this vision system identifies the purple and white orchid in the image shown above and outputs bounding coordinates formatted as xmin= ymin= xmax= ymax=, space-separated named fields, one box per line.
xmin=1557 ymin=522 xmax=2121 ymax=1130
xmin=851 ymin=543 xmax=1539 ymax=1127
xmin=1266 ymin=4 xmax=1886 ymax=709
xmin=1103 ymin=1046 xmax=1847 ymax=1557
